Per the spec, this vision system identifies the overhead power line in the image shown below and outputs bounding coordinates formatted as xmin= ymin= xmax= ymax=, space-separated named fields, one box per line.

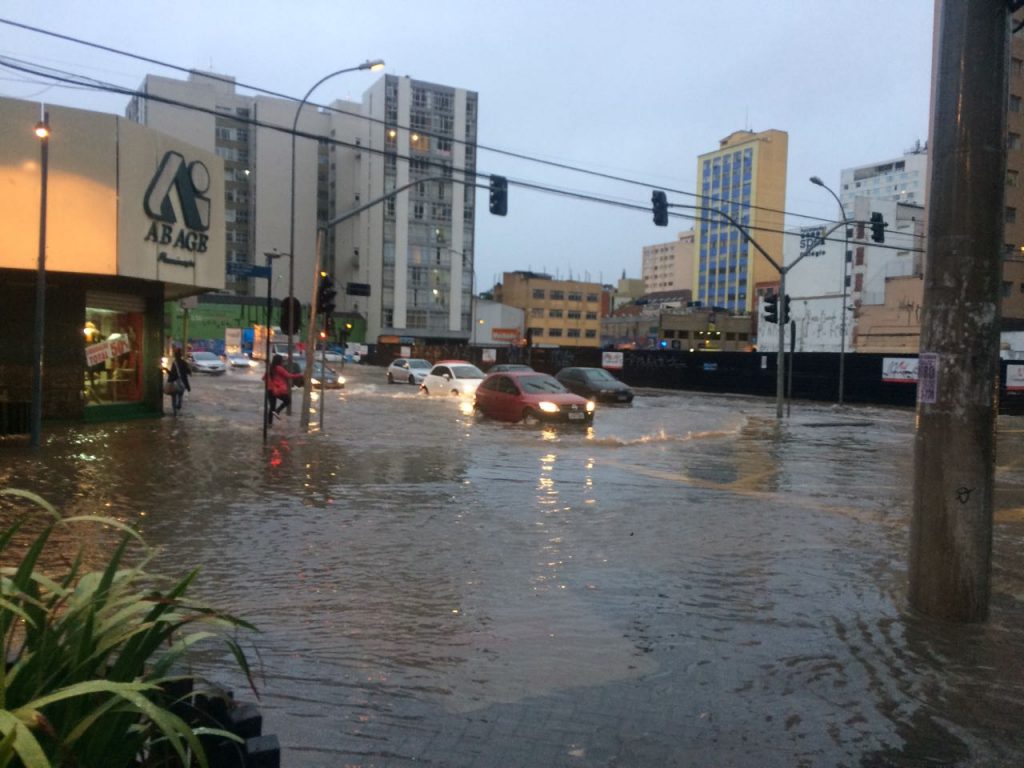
xmin=0 ymin=16 xmax=879 ymax=229
xmin=0 ymin=52 xmax=924 ymax=254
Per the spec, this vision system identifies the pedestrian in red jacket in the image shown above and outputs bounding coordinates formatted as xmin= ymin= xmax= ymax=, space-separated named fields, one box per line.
xmin=263 ymin=354 xmax=303 ymax=425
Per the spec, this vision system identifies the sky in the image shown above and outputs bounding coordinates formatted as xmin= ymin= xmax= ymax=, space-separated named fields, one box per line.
xmin=0 ymin=0 xmax=935 ymax=291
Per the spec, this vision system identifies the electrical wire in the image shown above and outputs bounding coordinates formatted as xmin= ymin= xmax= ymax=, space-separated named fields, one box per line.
xmin=0 ymin=16 xmax=883 ymax=229
xmin=0 ymin=53 xmax=924 ymax=255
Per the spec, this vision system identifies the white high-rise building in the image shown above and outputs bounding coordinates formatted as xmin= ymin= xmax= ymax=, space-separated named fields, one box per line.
xmin=127 ymin=71 xmax=478 ymax=344
xmin=839 ymin=144 xmax=928 ymax=213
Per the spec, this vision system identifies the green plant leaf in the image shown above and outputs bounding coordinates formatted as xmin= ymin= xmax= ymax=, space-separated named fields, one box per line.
xmin=0 ymin=711 xmax=50 ymax=768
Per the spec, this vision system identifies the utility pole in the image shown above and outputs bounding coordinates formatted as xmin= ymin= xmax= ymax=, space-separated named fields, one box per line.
xmin=909 ymin=0 xmax=1007 ymax=622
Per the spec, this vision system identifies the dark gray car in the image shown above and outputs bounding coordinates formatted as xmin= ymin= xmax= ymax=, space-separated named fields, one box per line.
xmin=555 ymin=366 xmax=634 ymax=404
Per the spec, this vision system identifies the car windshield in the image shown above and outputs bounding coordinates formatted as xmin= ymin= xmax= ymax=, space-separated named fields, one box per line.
xmin=519 ymin=375 xmax=567 ymax=394
xmin=585 ymin=369 xmax=617 ymax=382
xmin=193 ymin=352 xmax=218 ymax=361
xmin=409 ymin=359 xmax=432 ymax=369
xmin=452 ymin=365 xmax=484 ymax=379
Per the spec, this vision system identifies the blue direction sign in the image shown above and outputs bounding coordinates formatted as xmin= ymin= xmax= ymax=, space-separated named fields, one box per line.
xmin=227 ymin=261 xmax=271 ymax=279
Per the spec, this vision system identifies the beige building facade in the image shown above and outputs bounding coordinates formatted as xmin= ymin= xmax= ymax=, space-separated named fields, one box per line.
xmin=642 ymin=230 xmax=694 ymax=293
xmin=494 ymin=271 xmax=603 ymax=348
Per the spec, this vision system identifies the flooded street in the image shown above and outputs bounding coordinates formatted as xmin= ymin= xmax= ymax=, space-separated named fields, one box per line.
xmin=3 ymin=364 xmax=1024 ymax=767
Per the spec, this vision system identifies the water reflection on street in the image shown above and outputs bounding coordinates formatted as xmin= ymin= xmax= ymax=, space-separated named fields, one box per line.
xmin=2 ymin=364 xmax=1023 ymax=767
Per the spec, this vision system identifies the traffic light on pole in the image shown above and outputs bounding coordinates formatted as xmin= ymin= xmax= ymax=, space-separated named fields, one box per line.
xmin=652 ymin=190 xmax=669 ymax=226
xmin=489 ymin=175 xmax=508 ymax=216
xmin=870 ymin=211 xmax=886 ymax=243
xmin=763 ymin=292 xmax=779 ymax=324
xmin=782 ymin=294 xmax=791 ymax=324
xmin=316 ymin=272 xmax=337 ymax=316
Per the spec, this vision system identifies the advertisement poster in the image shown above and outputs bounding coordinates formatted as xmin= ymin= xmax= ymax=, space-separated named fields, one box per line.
xmin=882 ymin=357 xmax=918 ymax=383
xmin=602 ymin=351 xmax=624 ymax=370
xmin=1008 ymin=364 xmax=1024 ymax=392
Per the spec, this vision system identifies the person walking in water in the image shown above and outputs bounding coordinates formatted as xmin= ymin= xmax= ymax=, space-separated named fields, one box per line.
xmin=165 ymin=347 xmax=191 ymax=416
xmin=263 ymin=354 xmax=303 ymax=426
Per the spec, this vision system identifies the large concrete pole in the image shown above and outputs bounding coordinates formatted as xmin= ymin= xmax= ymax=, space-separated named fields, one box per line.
xmin=909 ymin=0 xmax=1008 ymax=621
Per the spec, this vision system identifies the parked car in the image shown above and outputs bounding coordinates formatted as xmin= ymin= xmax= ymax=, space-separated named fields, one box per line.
xmin=284 ymin=358 xmax=346 ymax=389
xmin=475 ymin=371 xmax=595 ymax=424
xmin=188 ymin=351 xmax=227 ymax=375
xmin=226 ymin=352 xmax=257 ymax=368
xmin=420 ymin=361 xmax=485 ymax=396
xmin=488 ymin=363 xmax=534 ymax=373
xmin=316 ymin=346 xmax=344 ymax=364
xmin=555 ymin=366 xmax=634 ymax=403
xmin=387 ymin=357 xmax=432 ymax=385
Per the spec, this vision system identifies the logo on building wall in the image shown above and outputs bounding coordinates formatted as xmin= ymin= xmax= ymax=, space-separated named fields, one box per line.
xmin=143 ymin=151 xmax=211 ymax=260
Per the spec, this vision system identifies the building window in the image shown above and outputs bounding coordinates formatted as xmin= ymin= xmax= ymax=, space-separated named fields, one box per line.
xmin=548 ymin=328 xmax=563 ymax=337
xmin=1009 ymin=170 xmax=1019 ymax=188
xmin=584 ymin=329 xmax=597 ymax=338
xmin=567 ymin=292 xmax=582 ymax=302
xmin=1013 ymin=95 xmax=1022 ymax=113
xmin=1010 ymin=133 xmax=1022 ymax=151
xmin=529 ymin=327 xmax=543 ymax=337
xmin=549 ymin=309 xmax=563 ymax=318
xmin=550 ymin=290 xmax=565 ymax=300
xmin=532 ymin=288 xmax=545 ymax=299
xmin=586 ymin=311 xmax=597 ymax=320
xmin=1003 ymin=281 xmax=1013 ymax=298
xmin=567 ymin=328 xmax=581 ymax=338
xmin=1007 ymin=207 xmax=1018 ymax=224
xmin=855 ymin=247 xmax=865 ymax=266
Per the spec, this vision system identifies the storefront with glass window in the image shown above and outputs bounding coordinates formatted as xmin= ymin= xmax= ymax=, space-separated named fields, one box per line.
xmin=0 ymin=97 xmax=224 ymax=428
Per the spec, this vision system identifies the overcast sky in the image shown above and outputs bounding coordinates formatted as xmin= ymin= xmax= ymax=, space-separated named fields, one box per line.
xmin=1 ymin=0 xmax=934 ymax=290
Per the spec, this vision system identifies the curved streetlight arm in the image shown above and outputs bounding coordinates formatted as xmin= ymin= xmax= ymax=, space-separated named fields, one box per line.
xmin=287 ymin=60 xmax=384 ymax=367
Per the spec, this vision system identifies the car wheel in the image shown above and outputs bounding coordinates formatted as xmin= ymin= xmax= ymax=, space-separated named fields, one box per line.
xmin=387 ymin=372 xmax=394 ymax=384
xmin=522 ymin=408 xmax=540 ymax=425
xmin=451 ymin=389 xmax=460 ymax=396
xmin=408 ymin=374 xmax=416 ymax=385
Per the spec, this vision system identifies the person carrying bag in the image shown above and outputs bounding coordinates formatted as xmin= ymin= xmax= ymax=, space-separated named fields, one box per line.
xmin=164 ymin=348 xmax=191 ymax=415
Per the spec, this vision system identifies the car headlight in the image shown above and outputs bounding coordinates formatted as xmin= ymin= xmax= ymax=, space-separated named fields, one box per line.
xmin=538 ymin=401 xmax=560 ymax=413
xmin=336 ymin=376 xmax=346 ymax=385
xmin=586 ymin=400 xmax=596 ymax=412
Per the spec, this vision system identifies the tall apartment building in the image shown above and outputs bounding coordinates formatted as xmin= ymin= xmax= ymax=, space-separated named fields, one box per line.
xmin=642 ymin=230 xmax=694 ymax=293
xmin=127 ymin=71 xmax=478 ymax=345
xmin=693 ymin=129 xmax=788 ymax=314
xmin=1004 ymin=22 xmax=1024 ymax=325
xmin=494 ymin=271 xmax=603 ymax=348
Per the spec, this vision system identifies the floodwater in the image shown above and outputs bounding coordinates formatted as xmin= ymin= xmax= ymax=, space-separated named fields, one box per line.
xmin=2 ymin=364 xmax=1024 ymax=767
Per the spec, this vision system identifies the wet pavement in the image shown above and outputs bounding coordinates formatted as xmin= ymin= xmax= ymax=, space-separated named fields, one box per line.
xmin=2 ymin=363 xmax=1024 ymax=767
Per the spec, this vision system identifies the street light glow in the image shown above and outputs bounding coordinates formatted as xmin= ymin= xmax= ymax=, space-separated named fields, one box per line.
xmin=361 ymin=59 xmax=386 ymax=71
xmin=34 ymin=121 xmax=49 ymax=139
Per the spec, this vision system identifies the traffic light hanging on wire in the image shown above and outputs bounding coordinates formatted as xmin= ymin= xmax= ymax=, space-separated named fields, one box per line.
xmin=316 ymin=272 xmax=337 ymax=316
xmin=652 ymin=190 xmax=669 ymax=226
xmin=764 ymin=292 xmax=779 ymax=324
xmin=489 ymin=175 xmax=508 ymax=216
xmin=870 ymin=212 xmax=886 ymax=243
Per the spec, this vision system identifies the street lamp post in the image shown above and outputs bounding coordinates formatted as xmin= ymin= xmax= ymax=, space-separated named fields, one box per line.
xmin=810 ymin=175 xmax=850 ymax=405
xmin=287 ymin=60 xmax=384 ymax=370
xmin=30 ymin=112 xmax=50 ymax=449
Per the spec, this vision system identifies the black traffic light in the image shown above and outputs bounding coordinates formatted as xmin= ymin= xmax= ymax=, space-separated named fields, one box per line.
xmin=870 ymin=211 xmax=886 ymax=243
xmin=280 ymin=296 xmax=302 ymax=335
xmin=652 ymin=190 xmax=669 ymax=226
xmin=316 ymin=273 xmax=337 ymax=316
xmin=763 ymin=292 xmax=779 ymax=324
xmin=489 ymin=175 xmax=508 ymax=216
xmin=782 ymin=294 xmax=792 ymax=324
